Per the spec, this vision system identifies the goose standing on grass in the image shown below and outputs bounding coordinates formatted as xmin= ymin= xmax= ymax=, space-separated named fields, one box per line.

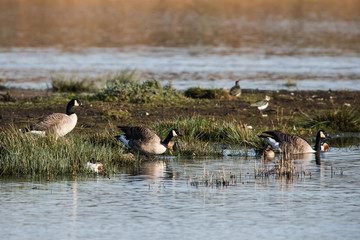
xmin=259 ymin=130 xmax=327 ymax=154
xmin=28 ymin=99 xmax=84 ymax=139
xmin=115 ymin=126 xmax=182 ymax=157
xmin=229 ymin=80 xmax=241 ymax=97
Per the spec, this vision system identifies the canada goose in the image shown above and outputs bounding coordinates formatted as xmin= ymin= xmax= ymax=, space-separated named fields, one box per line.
xmin=259 ymin=130 xmax=327 ymax=154
xmin=28 ymin=99 xmax=84 ymax=139
xmin=251 ymin=95 xmax=270 ymax=115
xmin=229 ymin=80 xmax=241 ymax=97
xmin=115 ymin=126 xmax=182 ymax=156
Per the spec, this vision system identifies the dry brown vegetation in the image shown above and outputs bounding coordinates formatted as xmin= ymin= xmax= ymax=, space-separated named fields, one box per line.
xmin=1 ymin=0 xmax=359 ymax=51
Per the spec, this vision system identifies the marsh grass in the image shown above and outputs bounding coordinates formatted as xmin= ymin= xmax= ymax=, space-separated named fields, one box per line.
xmin=51 ymin=75 xmax=95 ymax=93
xmin=102 ymin=109 xmax=130 ymax=121
xmin=190 ymin=155 xmax=311 ymax=188
xmin=95 ymin=70 xmax=186 ymax=103
xmin=0 ymin=126 xmax=135 ymax=176
xmin=302 ymin=107 xmax=360 ymax=132
xmin=152 ymin=116 xmax=261 ymax=151
xmin=189 ymin=167 xmax=237 ymax=188
xmin=269 ymin=107 xmax=295 ymax=132
xmin=184 ymin=87 xmax=230 ymax=99
xmin=254 ymin=156 xmax=307 ymax=181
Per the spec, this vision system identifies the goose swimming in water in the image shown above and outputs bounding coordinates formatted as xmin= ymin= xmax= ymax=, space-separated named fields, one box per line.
xmin=259 ymin=130 xmax=327 ymax=154
xmin=28 ymin=99 xmax=84 ymax=139
xmin=116 ymin=126 xmax=182 ymax=156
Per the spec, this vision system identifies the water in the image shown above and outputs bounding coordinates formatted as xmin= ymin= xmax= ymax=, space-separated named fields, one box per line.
xmin=1 ymin=47 xmax=360 ymax=91
xmin=1 ymin=147 xmax=360 ymax=240
xmin=1 ymin=1 xmax=359 ymax=91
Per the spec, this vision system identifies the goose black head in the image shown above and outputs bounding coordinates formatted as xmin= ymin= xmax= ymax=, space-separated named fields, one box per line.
xmin=66 ymin=99 xmax=84 ymax=115
xmin=72 ymin=99 xmax=84 ymax=107
xmin=170 ymin=129 xmax=183 ymax=137
xmin=318 ymin=130 xmax=327 ymax=139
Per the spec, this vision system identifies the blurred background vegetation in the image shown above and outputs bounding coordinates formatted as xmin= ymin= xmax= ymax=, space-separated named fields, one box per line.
xmin=1 ymin=0 xmax=359 ymax=52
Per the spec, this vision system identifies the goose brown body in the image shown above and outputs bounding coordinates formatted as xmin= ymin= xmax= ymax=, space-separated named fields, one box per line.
xmin=117 ymin=126 xmax=182 ymax=156
xmin=29 ymin=99 xmax=83 ymax=139
xmin=259 ymin=130 xmax=327 ymax=154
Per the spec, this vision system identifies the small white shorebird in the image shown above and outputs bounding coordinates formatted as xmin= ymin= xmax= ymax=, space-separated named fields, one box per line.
xmin=115 ymin=126 xmax=182 ymax=157
xmin=27 ymin=99 xmax=84 ymax=139
xmin=251 ymin=95 xmax=270 ymax=116
xmin=229 ymin=80 xmax=241 ymax=97
xmin=85 ymin=159 xmax=103 ymax=173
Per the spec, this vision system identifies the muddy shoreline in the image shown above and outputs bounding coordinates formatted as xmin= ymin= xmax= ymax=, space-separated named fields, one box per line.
xmin=1 ymin=88 xmax=359 ymax=134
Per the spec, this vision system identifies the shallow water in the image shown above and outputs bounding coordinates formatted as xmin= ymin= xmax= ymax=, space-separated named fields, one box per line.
xmin=1 ymin=0 xmax=359 ymax=91
xmin=1 ymin=47 xmax=360 ymax=91
xmin=1 ymin=147 xmax=360 ymax=240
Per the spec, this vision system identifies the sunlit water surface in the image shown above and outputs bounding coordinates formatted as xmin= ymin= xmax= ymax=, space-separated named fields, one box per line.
xmin=1 ymin=147 xmax=360 ymax=240
xmin=1 ymin=47 xmax=360 ymax=91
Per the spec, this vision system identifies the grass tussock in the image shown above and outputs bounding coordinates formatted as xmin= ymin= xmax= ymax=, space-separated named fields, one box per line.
xmin=302 ymin=107 xmax=360 ymax=132
xmin=152 ymin=116 xmax=261 ymax=148
xmin=51 ymin=75 xmax=95 ymax=93
xmin=102 ymin=109 xmax=130 ymax=121
xmin=0 ymin=126 xmax=135 ymax=176
xmin=95 ymin=70 xmax=186 ymax=103
xmin=184 ymin=87 xmax=230 ymax=99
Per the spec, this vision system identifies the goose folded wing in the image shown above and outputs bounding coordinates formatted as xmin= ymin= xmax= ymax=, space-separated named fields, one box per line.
xmin=119 ymin=126 xmax=162 ymax=143
xmin=262 ymin=130 xmax=287 ymax=142
xmin=31 ymin=113 xmax=69 ymax=131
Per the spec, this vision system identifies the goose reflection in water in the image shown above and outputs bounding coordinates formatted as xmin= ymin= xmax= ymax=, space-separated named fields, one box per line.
xmin=140 ymin=160 xmax=168 ymax=179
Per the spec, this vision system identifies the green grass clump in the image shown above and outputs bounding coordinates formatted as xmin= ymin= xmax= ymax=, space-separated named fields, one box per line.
xmin=302 ymin=107 xmax=360 ymax=132
xmin=51 ymin=75 xmax=95 ymax=93
xmin=102 ymin=109 xmax=130 ymax=120
xmin=152 ymin=116 xmax=261 ymax=148
xmin=95 ymin=70 xmax=185 ymax=103
xmin=184 ymin=87 xmax=230 ymax=99
xmin=0 ymin=126 xmax=135 ymax=176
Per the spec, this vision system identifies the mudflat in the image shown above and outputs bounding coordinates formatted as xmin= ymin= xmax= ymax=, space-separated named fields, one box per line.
xmin=1 ymin=89 xmax=358 ymax=133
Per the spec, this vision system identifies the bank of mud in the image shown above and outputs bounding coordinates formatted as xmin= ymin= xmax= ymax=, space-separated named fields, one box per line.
xmin=0 ymin=89 xmax=359 ymax=135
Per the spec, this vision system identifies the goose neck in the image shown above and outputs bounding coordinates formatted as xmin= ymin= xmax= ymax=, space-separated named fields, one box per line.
xmin=66 ymin=104 xmax=74 ymax=115
xmin=161 ymin=132 xmax=174 ymax=146
xmin=314 ymin=132 xmax=323 ymax=151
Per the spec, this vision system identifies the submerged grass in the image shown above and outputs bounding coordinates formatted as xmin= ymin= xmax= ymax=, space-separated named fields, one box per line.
xmin=190 ymin=154 xmax=317 ymax=188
